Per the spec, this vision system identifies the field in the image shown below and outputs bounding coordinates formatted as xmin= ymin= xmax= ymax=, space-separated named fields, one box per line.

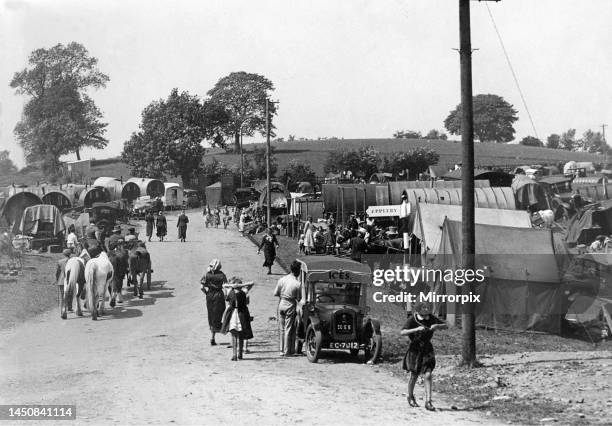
xmin=1 ymin=138 xmax=605 ymax=187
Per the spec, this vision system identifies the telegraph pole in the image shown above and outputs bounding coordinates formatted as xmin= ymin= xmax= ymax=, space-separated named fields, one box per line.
xmin=602 ymin=124 xmax=608 ymax=143
xmin=459 ymin=0 xmax=476 ymax=367
xmin=265 ymin=98 xmax=271 ymax=227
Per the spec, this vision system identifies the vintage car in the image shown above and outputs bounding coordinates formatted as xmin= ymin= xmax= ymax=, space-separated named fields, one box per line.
xmin=88 ymin=202 xmax=121 ymax=236
xmin=295 ymin=256 xmax=382 ymax=364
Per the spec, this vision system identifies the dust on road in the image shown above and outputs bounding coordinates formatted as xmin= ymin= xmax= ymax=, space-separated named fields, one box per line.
xmin=0 ymin=212 xmax=490 ymax=425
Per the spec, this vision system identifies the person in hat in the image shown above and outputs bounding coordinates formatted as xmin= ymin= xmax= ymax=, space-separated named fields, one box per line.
xmin=221 ymin=277 xmax=254 ymax=361
xmin=144 ymin=210 xmax=155 ymax=242
xmin=106 ymin=225 xmax=124 ymax=250
xmin=124 ymin=227 xmax=138 ymax=243
xmin=348 ymin=228 xmax=368 ymax=263
xmin=303 ymin=216 xmax=315 ymax=255
xmin=201 ymin=259 xmax=228 ymax=345
xmin=273 ymin=260 xmax=302 ymax=356
xmin=258 ymin=226 xmax=279 ymax=275
xmin=177 ymin=210 xmax=189 ymax=242
xmin=55 ymin=249 xmax=72 ymax=315
xmin=83 ymin=227 xmax=102 ymax=258
xmin=156 ymin=211 xmax=167 ymax=242
xmin=400 ymin=302 xmax=447 ymax=411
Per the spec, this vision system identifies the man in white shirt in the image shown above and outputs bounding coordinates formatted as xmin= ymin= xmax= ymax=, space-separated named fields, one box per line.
xmin=273 ymin=260 xmax=302 ymax=356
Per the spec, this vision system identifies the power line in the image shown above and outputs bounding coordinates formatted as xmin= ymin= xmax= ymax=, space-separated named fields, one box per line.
xmin=485 ymin=3 xmax=539 ymax=140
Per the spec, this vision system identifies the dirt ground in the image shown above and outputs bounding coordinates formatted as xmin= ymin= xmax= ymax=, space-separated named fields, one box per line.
xmin=0 ymin=211 xmax=491 ymax=425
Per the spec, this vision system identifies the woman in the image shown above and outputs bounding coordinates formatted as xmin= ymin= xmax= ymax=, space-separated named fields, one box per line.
xmin=65 ymin=224 xmax=79 ymax=253
xmin=221 ymin=277 xmax=253 ymax=361
xmin=258 ymin=227 xmax=278 ymax=275
xmin=238 ymin=211 xmax=246 ymax=236
xmin=400 ymin=302 xmax=447 ymax=411
xmin=156 ymin=211 xmax=167 ymax=242
xmin=144 ymin=211 xmax=155 ymax=242
xmin=303 ymin=216 xmax=315 ymax=255
xmin=200 ymin=259 xmax=228 ymax=345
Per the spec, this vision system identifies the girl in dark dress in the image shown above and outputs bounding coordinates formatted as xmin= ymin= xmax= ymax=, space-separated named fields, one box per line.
xmin=221 ymin=278 xmax=254 ymax=361
xmin=400 ymin=302 xmax=447 ymax=411
xmin=200 ymin=259 xmax=227 ymax=345
xmin=145 ymin=211 xmax=155 ymax=242
xmin=257 ymin=227 xmax=278 ymax=275
xmin=156 ymin=212 xmax=167 ymax=241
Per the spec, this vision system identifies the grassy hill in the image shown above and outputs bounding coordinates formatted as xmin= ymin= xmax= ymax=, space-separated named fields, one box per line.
xmin=203 ymin=138 xmax=605 ymax=175
xmin=1 ymin=138 xmax=605 ymax=186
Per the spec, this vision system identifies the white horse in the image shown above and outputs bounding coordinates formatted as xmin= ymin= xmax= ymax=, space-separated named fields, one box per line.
xmin=84 ymin=251 xmax=114 ymax=320
xmin=61 ymin=256 xmax=86 ymax=319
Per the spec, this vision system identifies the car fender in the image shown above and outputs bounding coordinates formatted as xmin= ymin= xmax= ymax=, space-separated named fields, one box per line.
xmin=366 ymin=318 xmax=381 ymax=335
xmin=309 ymin=315 xmax=323 ymax=332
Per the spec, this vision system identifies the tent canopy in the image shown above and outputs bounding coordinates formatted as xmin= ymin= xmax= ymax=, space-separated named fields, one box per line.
xmin=19 ymin=204 xmax=65 ymax=236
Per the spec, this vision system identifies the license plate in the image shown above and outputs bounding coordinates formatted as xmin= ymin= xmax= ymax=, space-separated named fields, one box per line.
xmin=328 ymin=341 xmax=359 ymax=349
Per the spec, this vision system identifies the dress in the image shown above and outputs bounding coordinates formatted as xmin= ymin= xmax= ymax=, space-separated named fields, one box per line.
xmin=259 ymin=234 xmax=278 ymax=267
xmin=221 ymin=288 xmax=253 ymax=339
xmin=177 ymin=214 xmax=189 ymax=240
xmin=145 ymin=213 xmax=155 ymax=237
xmin=303 ymin=221 xmax=315 ymax=249
xmin=201 ymin=271 xmax=227 ymax=333
xmin=401 ymin=314 xmax=443 ymax=375
xmin=156 ymin=215 xmax=167 ymax=237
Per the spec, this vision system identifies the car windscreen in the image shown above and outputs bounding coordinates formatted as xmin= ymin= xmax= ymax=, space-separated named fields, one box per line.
xmin=313 ymin=281 xmax=361 ymax=305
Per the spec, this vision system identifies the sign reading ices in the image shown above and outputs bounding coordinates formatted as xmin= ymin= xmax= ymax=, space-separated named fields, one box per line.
xmin=366 ymin=205 xmax=401 ymax=217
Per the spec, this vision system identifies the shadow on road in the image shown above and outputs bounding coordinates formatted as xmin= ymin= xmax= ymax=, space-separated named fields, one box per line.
xmin=107 ymin=306 xmax=144 ymax=320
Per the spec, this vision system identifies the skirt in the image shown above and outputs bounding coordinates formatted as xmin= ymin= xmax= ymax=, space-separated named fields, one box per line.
xmin=205 ymin=290 xmax=225 ymax=333
xmin=157 ymin=225 xmax=167 ymax=237
xmin=402 ymin=340 xmax=436 ymax=375
xmin=221 ymin=308 xmax=253 ymax=340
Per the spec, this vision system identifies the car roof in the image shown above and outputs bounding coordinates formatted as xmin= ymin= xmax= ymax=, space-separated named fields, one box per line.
xmin=297 ymin=256 xmax=371 ymax=274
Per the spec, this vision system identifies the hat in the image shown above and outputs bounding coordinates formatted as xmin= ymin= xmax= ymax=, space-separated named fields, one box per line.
xmin=112 ymin=225 xmax=121 ymax=233
xmin=386 ymin=226 xmax=399 ymax=236
xmin=209 ymin=258 xmax=222 ymax=272
xmin=62 ymin=249 xmax=72 ymax=257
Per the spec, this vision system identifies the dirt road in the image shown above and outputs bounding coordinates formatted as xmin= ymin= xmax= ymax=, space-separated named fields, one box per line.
xmin=0 ymin=212 xmax=490 ymax=425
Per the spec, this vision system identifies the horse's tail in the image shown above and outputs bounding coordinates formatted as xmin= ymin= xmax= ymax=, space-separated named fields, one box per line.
xmin=86 ymin=262 xmax=97 ymax=320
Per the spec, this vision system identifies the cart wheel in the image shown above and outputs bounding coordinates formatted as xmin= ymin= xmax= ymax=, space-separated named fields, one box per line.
xmin=365 ymin=333 xmax=382 ymax=364
xmin=305 ymin=324 xmax=322 ymax=363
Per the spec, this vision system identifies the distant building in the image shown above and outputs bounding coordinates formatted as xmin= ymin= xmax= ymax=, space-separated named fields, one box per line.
xmin=66 ymin=159 xmax=91 ymax=182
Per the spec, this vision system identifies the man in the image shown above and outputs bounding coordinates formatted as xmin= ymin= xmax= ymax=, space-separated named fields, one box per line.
xmin=124 ymin=227 xmax=138 ymax=243
xmin=83 ymin=228 xmax=102 ymax=258
xmin=349 ymin=229 xmax=368 ymax=263
xmin=107 ymin=225 xmax=124 ymax=251
xmin=55 ymin=249 xmax=72 ymax=313
xmin=399 ymin=191 xmax=411 ymax=250
xmin=177 ymin=210 xmax=189 ymax=242
xmin=273 ymin=260 xmax=302 ymax=356
xmin=85 ymin=218 xmax=100 ymax=241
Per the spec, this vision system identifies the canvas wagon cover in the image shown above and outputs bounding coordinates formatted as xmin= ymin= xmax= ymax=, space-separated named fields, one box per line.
xmin=19 ymin=204 xmax=65 ymax=236
xmin=434 ymin=219 xmax=563 ymax=333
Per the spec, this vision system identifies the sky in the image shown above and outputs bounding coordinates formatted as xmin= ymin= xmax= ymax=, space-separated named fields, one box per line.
xmin=1 ymin=0 xmax=611 ymax=168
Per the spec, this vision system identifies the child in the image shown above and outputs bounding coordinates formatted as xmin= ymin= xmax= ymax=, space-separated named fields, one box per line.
xmin=298 ymin=234 xmax=305 ymax=254
xmin=221 ymin=277 xmax=254 ymax=361
xmin=400 ymin=302 xmax=447 ymax=411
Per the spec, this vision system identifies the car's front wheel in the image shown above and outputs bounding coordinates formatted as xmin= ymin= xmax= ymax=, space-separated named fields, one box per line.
xmin=305 ymin=324 xmax=322 ymax=363
xmin=364 ymin=333 xmax=382 ymax=364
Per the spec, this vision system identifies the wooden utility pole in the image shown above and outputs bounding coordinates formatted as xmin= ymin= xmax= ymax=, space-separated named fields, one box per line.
xmin=459 ymin=0 xmax=476 ymax=367
xmin=265 ymin=98 xmax=271 ymax=227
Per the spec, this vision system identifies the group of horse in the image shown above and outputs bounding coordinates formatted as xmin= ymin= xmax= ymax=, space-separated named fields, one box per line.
xmin=61 ymin=241 xmax=152 ymax=321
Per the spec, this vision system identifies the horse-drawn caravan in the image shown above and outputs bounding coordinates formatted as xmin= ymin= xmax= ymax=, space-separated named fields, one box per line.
xmin=78 ymin=186 xmax=112 ymax=208
xmin=17 ymin=204 xmax=66 ymax=252
xmin=162 ymin=182 xmax=184 ymax=210
xmin=92 ymin=177 xmax=141 ymax=205
xmin=127 ymin=177 xmax=165 ymax=198
xmin=42 ymin=190 xmax=73 ymax=212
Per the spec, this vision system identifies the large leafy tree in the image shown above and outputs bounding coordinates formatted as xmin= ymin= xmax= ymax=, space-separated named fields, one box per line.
xmin=279 ymin=159 xmax=316 ymax=191
xmin=580 ymin=129 xmax=608 ymax=154
xmin=207 ymin=72 xmax=277 ymax=151
xmin=560 ymin=129 xmax=577 ymax=151
xmin=385 ymin=147 xmax=439 ymax=180
xmin=324 ymin=146 xmax=382 ymax=178
xmin=393 ymin=130 xmax=422 ymax=139
xmin=519 ymin=136 xmax=543 ymax=147
xmin=10 ymin=42 xmax=109 ymax=173
xmin=444 ymin=94 xmax=518 ymax=143
xmin=546 ymin=134 xmax=561 ymax=149
xmin=122 ymin=89 xmax=228 ymax=186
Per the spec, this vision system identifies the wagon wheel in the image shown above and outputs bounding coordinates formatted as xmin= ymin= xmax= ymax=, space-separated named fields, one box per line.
xmin=305 ymin=324 xmax=322 ymax=363
xmin=364 ymin=333 xmax=382 ymax=364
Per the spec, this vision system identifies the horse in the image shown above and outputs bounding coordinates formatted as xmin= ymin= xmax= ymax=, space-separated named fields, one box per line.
xmin=108 ymin=246 xmax=129 ymax=307
xmin=84 ymin=251 xmax=114 ymax=320
xmin=128 ymin=242 xmax=151 ymax=299
xmin=62 ymin=256 xmax=86 ymax=319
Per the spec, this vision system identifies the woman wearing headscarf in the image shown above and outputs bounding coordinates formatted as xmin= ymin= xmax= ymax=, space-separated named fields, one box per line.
xmin=303 ymin=216 xmax=315 ymax=255
xmin=200 ymin=259 xmax=227 ymax=345
xmin=221 ymin=277 xmax=254 ymax=361
xmin=156 ymin=211 xmax=167 ymax=242
xmin=258 ymin=226 xmax=279 ymax=275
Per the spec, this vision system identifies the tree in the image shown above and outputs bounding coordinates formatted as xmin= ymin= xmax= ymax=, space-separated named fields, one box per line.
xmin=200 ymin=157 xmax=235 ymax=184
xmin=324 ymin=146 xmax=382 ymax=178
xmin=393 ymin=130 xmax=422 ymax=139
xmin=122 ymin=89 xmax=228 ymax=186
xmin=247 ymin=145 xmax=277 ymax=179
xmin=560 ymin=129 xmax=577 ymax=151
xmin=546 ymin=134 xmax=560 ymax=149
xmin=580 ymin=129 xmax=608 ymax=154
xmin=288 ymin=135 xmax=296 ymax=142
xmin=10 ymin=42 xmax=109 ymax=171
xmin=0 ymin=150 xmax=18 ymax=175
xmin=444 ymin=94 xmax=518 ymax=143
xmin=519 ymin=136 xmax=543 ymax=147
xmin=207 ymin=72 xmax=277 ymax=152
xmin=385 ymin=147 xmax=439 ymax=180
xmin=279 ymin=159 xmax=316 ymax=191
xmin=424 ymin=129 xmax=448 ymax=140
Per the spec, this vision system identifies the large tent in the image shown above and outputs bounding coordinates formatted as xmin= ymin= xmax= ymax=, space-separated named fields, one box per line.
xmin=205 ymin=182 xmax=222 ymax=207
xmin=413 ymin=202 xmax=533 ymax=255
xmin=432 ymin=219 xmax=564 ymax=333
xmin=0 ymin=192 xmax=43 ymax=233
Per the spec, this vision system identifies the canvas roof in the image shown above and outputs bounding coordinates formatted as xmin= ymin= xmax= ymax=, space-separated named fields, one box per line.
xmin=18 ymin=204 xmax=65 ymax=236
